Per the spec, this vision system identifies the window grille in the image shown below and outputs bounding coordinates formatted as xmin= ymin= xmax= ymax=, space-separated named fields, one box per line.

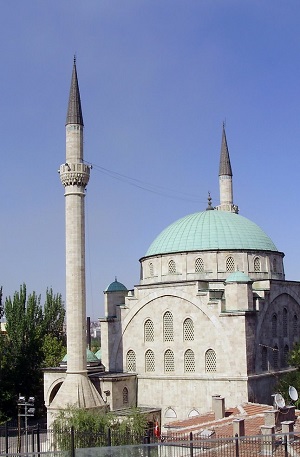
xmin=205 ymin=349 xmax=216 ymax=372
xmin=163 ymin=311 xmax=174 ymax=341
xmin=226 ymin=257 xmax=235 ymax=272
xmin=149 ymin=262 xmax=154 ymax=277
xmin=183 ymin=318 xmax=194 ymax=341
xmin=195 ymin=258 xmax=204 ymax=273
xmin=254 ymin=257 xmax=261 ymax=272
xmin=273 ymin=345 xmax=279 ymax=369
xmin=145 ymin=349 xmax=155 ymax=372
xmin=126 ymin=350 xmax=136 ymax=372
xmin=168 ymin=260 xmax=176 ymax=274
xmin=184 ymin=349 xmax=195 ymax=372
xmin=272 ymin=314 xmax=277 ymax=338
xmin=164 ymin=349 xmax=175 ymax=372
xmin=284 ymin=345 xmax=289 ymax=366
xmin=273 ymin=258 xmax=277 ymax=273
xmin=294 ymin=314 xmax=298 ymax=336
xmin=283 ymin=308 xmax=288 ymax=337
xmin=144 ymin=319 xmax=154 ymax=342
xmin=123 ymin=387 xmax=128 ymax=404
xmin=262 ymin=346 xmax=268 ymax=371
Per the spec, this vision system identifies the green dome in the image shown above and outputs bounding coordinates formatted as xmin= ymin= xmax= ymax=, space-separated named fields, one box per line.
xmin=61 ymin=349 xmax=100 ymax=364
xmin=225 ymin=271 xmax=252 ymax=283
xmin=145 ymin=210 xmax=278 ymax=256
xmin=105 ymin=278 xmax=127 ymax=292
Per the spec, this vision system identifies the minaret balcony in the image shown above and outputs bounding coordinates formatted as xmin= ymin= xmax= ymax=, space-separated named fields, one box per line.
xmin=59 ymin=162 xmax=90 ymax=188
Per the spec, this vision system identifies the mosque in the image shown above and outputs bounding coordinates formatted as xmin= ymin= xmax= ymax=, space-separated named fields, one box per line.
xmin=44 ymin=61 xmax=300 ymax=425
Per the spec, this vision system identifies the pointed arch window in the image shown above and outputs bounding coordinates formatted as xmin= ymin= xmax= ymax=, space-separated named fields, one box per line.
xmin=123 ymin=387 xmax=129 ymax=404
xmin=149 ymin=262 xmax=154 ymax=277
xmin=184 ymin=349 xmax=195 ymax=372
xmin=283 ymin=308 xmax=288 ymax=337
xmin=272 ymin=314 xmax=277 ymax=338
xmin=164 ymin=349 xmax=175 ymax=372
xmin=145 ymin=349 xmax=155 ymax=372
xmin=273 ymin=345 xmax=279 ymax=369
xmin=195 ymin=258 xmax=204 ymax=273
xmin=168 ymin=260 xmax=176 ymax=274
xmin=254 ymin=257 xmax=261 ymax=272
xmin=183 ymin=318 xmax=194 ymax=341
xmin=163 ymin=311 xmax=174 ymax=342
xmin=205 ymin=349 xmax=217 ymax=372
xmin=273 ymin=258 xmax=277 ymax=273
xmin=293 ymin=314 xmax=298 ymax=336
xmin=144 ymin=319 xmax=154 ymax=342
xmin=262 ymin=346 xmax=268 ymax=371
xmin=226 ymin=257 xmax=235 ymax=272
xmin=126 ymin=350 xmax=136 ymax=372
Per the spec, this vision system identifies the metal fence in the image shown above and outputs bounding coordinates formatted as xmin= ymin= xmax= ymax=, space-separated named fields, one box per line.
xmin=1 ymin=423 xmax=300 ymax=457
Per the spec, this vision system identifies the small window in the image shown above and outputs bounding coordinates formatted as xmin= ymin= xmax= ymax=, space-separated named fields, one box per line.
xmin=226 ymin=257 xmax=235 ymax=272
xmin=168 ymin=260 xmax=176 ymax=274
xmin=123 ymin=387 xmax=128 ymax=404
xmin=145 ymin=349 xmax=155 ymax=372
xmin=184 ymin=349 xmax=195 ymax=372
xmin=273 ymin=345 xmax=279 ymax=369
xmin=144 ymin=319 xmax=154 ymax=342
xmin=149 ymin=262 xmax=154 ymax=277
xmin=262 ymin=346 xmax=268 ymax=371
xmin=254 ymin=257 xmax=261 ymax=272
xmin=163 ymin=311 xmax=174 ymax=342
xmin=283 ymin=308 xmax=288 ymax=337
xmin=183 ymin=318 xmax=194 ymax=341
xmin=205 ymin=349 xmax=216 ymax=372
xmin=164 ymin=349 xmax=175 ymax=372
xmin=272 ymin=314 xmax=277 ymax=338
xmin=273 ymin=258 xmax=277 ymax=273
xmin=293 ymin=314 xmax=298 ymax=336
xmin=195 ymin=258 xmax=204 ymax=273
xmin=126 ymin=350 xmax=136 ymax=372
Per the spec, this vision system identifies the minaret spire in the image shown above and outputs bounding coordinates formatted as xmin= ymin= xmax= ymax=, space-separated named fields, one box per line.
xmin=215 ymin=123 xmax=238 ymax=213
xmin=66 ymin=57 xmax=84 ymax=126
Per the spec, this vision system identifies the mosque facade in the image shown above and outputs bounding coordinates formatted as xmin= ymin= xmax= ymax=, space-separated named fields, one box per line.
xmin=100 ymin=126 xmax=300 ymax=421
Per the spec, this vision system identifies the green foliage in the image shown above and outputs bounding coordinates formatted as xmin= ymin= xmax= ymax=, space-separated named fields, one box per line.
xmin=275 ymin=343 xmax=300 ymax=409
xmin=0 ymin=284 xmax=66 ymax=420
xmin=52 ymin=406 xmax=148 ymax=449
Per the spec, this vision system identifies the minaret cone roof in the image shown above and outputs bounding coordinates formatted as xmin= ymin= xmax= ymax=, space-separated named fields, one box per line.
xmin=219 ymin=124 xmax=232 ymax=176
xmin=66 ymin=58 xmax=84 ymax=126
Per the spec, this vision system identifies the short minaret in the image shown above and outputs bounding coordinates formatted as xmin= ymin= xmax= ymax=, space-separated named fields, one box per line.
xmin=215 ymin=124 xmax=238 ymax=213
xmin=47 ymin=59 xmax=105 ymax=424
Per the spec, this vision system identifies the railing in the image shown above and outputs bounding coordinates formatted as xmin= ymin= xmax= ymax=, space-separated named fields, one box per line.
xmin=1 ymin=424 xmax=299 ymax=456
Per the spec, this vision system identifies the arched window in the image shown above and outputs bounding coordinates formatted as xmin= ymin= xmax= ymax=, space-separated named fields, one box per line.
xmin=283 ymin=308 xmax=288 ymax=337
xmin=163 ymin=311 xmax=174 ymax=342
xmin=164 ymin=349 xmax=175 ymax=372
xmin=254 ymin=257 xmax=261 ymax=272
xmin=145 ymin=349 xmax=155 ymax=372
xmin=284 ymin=345 xmax=289 ymax=367
xmin=126 ymin=350 xmax=136 ymax=372
xmin=262 ymin=346 xmax=268 ymax=371
xmin=205 ymin=349 xmax=217 ymax=372
xmin=273 ymin=345 xmax=279 ymax=369
xmin=195 ymin=258 xmax=204 ymax=273
xmin=168 ymin=260 xmax=176 ymax=274
xmin=272 ymin=314 xmax=277 ymax=338
xmin=226 ymin=257 xmax=235 ymax=272
xmin=164 ymin=408 xmax=177 ymax=418
xmin=149 ymin=262 xmax=154 ymax=277
xmin=184 ymin=349 xmax=195 ymax=372
xmin=123 ymin=387 xmax=129 ymax=404
xmin=183 ymin=318 xmax=194 ymax=341
xmin=273 ymin=258 xmax=277 ymax=273
xmin=294 ymin=314 xmax=298 ymax=336
xmin=144 ymin=319 xmax=154 ymax=342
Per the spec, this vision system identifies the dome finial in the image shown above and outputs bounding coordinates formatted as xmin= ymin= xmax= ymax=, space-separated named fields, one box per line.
xmin=115 ymin=276 xmax=117 ymax=282
xmin=206 ymin=192 xmax=214 ymax=210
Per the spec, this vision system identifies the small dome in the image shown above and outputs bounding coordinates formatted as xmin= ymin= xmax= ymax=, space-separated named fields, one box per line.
xmin=61 ymin=348 xmax=100 ymax=364
xmin=105 ymin=278 xmax=127 ymax=292
xmin=145 ymin=210 xmax=278 ymax=256
xmin=225 ymin=271 xmax=252 ymax=283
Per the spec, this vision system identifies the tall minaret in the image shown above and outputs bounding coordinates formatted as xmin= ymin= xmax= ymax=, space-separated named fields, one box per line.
xmin=48 ymin=59 xmax=105 ymax=422
xmin=215 ymin=124 xmax=238 ymax=213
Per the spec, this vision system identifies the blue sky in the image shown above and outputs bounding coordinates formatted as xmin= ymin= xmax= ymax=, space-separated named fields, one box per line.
xmin=1 ymin=1 xmax=300 ymax=319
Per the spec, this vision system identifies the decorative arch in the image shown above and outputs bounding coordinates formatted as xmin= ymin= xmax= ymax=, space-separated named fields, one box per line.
xmin=163 ymin=311 xmax=174 ymax=341
xmin=226 ymin=256 xmax=235 ymax=272
xmin=145 ymin=349 xmax=155 ymax=372
xmin=205 ymin=349 xmax=216 ymax=372
xmin=168 ymin=259 xmax=176 ymax=274
xmin=183 ymin=318 xmax=194 ymax=341
xmin=188 ymin=409 xmax=200 ymax=418
xmin=164 ymin=349 xmax=175 ymax=372
xmin=144 ymin=319 xmax=154 ymax=342
xmin=195 ymin=258 xmax=204 ymax=273
xmin=184 ymin=349 xmax=195 ymax=372
xmin=164 ymin=408 xmax=177 ymax=419
xmin=123 ymin=387 xmax=129 ymax=404
xmin=254 ymin=257 xmax=261 ymax=272
xmin=126 ymin=350 xmax=136 ymax=372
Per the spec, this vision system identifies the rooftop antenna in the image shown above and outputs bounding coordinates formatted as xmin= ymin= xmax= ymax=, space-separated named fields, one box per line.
xmin=288 ymin=386 xmax=298 ymax=403
xmin=273 ymin=393 xmax=286 ymax=410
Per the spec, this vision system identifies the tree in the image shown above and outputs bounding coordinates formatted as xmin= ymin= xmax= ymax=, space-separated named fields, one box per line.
xmin=276 ymin=342 xmax=300 ymax=409
xmin=0 ymin=284 xmax=66 ymax=419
